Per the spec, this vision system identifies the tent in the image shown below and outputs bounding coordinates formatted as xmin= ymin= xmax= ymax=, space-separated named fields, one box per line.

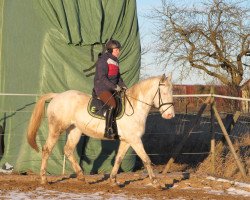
xmin=0 ymin=0 xmax=140 ymax=174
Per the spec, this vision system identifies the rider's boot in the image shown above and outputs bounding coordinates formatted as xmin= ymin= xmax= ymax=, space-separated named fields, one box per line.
xmin=104 ymin=107 xmax=118 ymax=139
xmin=112 ymin=120 xmax=119 ymax=140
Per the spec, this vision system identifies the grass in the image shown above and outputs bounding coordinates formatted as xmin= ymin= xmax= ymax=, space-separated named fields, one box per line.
xmin=197 ymin=134 xmax=250 ymax=182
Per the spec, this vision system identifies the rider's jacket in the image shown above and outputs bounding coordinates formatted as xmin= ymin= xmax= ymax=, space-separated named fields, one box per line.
xmin=94 ymin=52 xmax=126 ymax=96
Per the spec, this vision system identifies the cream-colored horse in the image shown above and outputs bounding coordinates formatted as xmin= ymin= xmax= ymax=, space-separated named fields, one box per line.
xmin=27 ymin=74 xmax=175 ymax=188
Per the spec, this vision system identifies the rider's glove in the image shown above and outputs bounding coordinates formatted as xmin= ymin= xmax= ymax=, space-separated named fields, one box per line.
xmin=115 ymin=85 xmax=122 ymax=92
xmin=122 ymin=86 xmax=127 ymax=91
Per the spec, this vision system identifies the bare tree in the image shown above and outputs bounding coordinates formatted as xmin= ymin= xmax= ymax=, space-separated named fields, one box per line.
xmin=151 ymin=0 xmax=250 ymax=95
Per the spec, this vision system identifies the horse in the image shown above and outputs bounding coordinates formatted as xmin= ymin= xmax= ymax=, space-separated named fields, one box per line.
xmin=27 ymin=74 xmax=175 ymax=188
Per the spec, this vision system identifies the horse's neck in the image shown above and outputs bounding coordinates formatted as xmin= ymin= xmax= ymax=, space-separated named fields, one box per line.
xmin=126 ymin=78 xmax=159 ymax=116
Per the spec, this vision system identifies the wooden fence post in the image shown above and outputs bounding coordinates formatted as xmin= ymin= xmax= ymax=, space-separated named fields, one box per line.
xmin=212 ymin=105 xmax=247 ymax=179
xmin=210 ymin=87 xmax=215 ymax=175
xmin=162 ymin=97 xmax=211 ymax=175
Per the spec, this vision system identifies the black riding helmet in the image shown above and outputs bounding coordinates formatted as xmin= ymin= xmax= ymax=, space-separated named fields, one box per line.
xmin=106 ymin=39 xmax=121 ymax=53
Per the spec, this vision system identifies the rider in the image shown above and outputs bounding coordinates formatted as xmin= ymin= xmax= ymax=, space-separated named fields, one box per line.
xmin=93 ymin=39 xmax=127 ymax=139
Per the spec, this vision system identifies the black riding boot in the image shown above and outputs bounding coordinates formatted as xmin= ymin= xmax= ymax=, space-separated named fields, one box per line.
xmin=104 ymin=107 xmax=117 ymax=139
xmin=112 ymin=120 xmax=119 ymax=140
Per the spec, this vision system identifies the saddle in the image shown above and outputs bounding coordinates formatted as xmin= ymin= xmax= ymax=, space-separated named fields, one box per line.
xmin=87 ymin=91 xmax=125 ymax=120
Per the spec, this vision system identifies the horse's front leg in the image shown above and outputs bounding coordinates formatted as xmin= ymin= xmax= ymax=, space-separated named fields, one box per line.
xmin=110 ymin=140 xmax=130 ymax=186
xmin=130 ymin=139 xmax=162 ymax=189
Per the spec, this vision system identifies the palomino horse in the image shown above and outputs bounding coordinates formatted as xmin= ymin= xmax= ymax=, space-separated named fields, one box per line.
xmin=27 ymin=74 xmax=175 ymax=188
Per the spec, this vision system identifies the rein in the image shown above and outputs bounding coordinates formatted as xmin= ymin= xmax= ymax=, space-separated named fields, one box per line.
xmin=124 ymin=82 xmax=174 ymax=116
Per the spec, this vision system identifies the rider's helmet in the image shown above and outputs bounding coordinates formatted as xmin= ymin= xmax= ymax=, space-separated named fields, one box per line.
xmin=106 ymin=39 xmax=121 ymax=53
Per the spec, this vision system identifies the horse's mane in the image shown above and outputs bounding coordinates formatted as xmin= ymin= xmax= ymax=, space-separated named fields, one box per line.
xmin=126 ymin=76 xmax=161 ymax=98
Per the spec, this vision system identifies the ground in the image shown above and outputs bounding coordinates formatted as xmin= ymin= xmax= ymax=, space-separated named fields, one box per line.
xmin=0 ymin=166 xmax=249 ymax=199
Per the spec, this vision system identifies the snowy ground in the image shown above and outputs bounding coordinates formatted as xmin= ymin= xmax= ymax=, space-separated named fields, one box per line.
xmin=0 ymin=172 xmax=249 ymax=200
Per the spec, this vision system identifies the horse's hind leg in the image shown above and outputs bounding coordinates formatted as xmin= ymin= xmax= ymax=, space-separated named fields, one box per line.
xmin=40 ymin=125 xmax=61 ymax=184
xmin=130 ymin=139 xmax=161 ymax=189
xmin=64 ymin=127 xmax=85 ymax=182
xmin=110 ymin=140 xmax=130 ymax=186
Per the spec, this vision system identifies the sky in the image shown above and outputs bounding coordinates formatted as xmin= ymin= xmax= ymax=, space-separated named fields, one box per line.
xmin=135 ymin=0 xmax=250 ymax=84
xmin=136 ymin=0 xmax=203 ymax=84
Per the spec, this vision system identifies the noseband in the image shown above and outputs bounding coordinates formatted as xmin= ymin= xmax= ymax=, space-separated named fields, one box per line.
xmin=152 ymin=82 xmax=174 ymax=115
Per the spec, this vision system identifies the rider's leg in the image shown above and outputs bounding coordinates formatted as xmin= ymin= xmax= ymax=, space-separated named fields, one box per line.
xmin=99 ymin=91 xmax=118 ymax=139
xmin=104 ymin=106 xmax=116 ymax=138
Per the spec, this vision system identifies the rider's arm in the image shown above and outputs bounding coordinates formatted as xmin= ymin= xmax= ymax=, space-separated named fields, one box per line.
xmin=97 ymin=57 xmax=116 ymax=90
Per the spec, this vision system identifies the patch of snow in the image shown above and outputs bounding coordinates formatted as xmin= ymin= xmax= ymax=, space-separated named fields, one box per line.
xmin=171 ymin=184 xmax=179 ymax=188
xmin=206 ymin=176 xmax=250 ymax=189
xmin=206 ymin=176 xmax=216 ymax=181
xmin=0 ymin=189 xmax=151 ymax=200
xmin=0 ymin=168 xmax=12 ymax=174
xmin=205 ymin=176 xmax=250 ymax=197
xmin=234 ymin=182 xmax=250 ymax=189
xmin=217 ymin=178 xmax=234 ymax=184
xmin=227 ymin=187 xmax=250 ymax=197
xmin=206 ymin=189 xmax=224 ymax=196
xmin=0 ymin=162 xmax=13 ymax=174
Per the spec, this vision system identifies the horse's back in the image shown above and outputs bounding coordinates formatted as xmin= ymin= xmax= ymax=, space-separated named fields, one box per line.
xmin=47 ymin=90 xmax=90 ymax=117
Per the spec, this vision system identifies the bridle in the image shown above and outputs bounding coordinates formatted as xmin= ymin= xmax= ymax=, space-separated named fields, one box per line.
xmin=124 ymin=80 xmax=174 ymax=116
xmin=153 ymin=82 xmax=174 ymax=114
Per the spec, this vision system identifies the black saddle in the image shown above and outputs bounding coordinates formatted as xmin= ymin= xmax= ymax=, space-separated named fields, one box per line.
xmin=87 ymin=91 xmax=125 ymax=120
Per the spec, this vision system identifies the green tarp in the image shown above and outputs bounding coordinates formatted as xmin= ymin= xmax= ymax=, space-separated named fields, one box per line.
xmin=0 ymin=0 xmax=140 ymax=174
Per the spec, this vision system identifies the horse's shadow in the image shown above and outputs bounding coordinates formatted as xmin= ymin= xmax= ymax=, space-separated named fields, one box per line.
xmin=88 ymin=173 xmax=145 ymax=188
xmin=48 ymin=176 xmax=73 ymax=184
xmin=78 ymin=137 xmax=120 ymax=174
xmin=76 ymin=137 xmax=147 ymax=187
xmin=164 ymin=172 xmax=190 ymax=189
xmin=48 ymin=168 xmax=190 ymax=190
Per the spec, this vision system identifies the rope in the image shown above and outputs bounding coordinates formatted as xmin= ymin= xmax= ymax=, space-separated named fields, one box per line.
xmin=0 ymin=152 xmax=211 ymax=159
xmin=0 ymin=92 xmax=249 ymax=101
xmin=0 ymin=93 xmax=38 ymax=96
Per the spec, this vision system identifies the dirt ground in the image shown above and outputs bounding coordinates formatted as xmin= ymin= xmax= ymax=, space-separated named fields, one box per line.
xmin=0 ymin=166 xmax=249 ymax=200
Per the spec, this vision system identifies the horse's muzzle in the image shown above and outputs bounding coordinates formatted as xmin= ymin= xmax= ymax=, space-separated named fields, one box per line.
xmin=162 ymin=112 xmax=175 ymax=119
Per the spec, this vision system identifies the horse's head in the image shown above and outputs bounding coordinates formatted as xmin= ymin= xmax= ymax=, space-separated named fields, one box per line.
xmin=153 ymin=74 xmax=175 ymax=119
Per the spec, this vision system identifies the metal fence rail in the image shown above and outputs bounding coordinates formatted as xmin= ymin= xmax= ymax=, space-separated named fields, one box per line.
xmin=0 ymin=92 xmax=249 ymax=176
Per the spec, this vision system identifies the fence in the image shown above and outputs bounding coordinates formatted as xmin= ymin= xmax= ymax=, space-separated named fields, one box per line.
xmin=0 ymin=92 xmax=249 ymax=177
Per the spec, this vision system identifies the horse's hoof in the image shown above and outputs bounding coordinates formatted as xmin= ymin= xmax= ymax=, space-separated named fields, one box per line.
xmin=153 ymin=183 xmax=163 ymax=190
xmin=110 ymin=178 xmax=121 ymax=188
xmin=152 ymin=180 xmax=162 ymax=190
xmin=40 ymin=179 xmax=48 ymax=185
xmin=77 ymin=174 xmax=86 ymax=182
xmin=110 ymin=181 xmax=121 ymax=188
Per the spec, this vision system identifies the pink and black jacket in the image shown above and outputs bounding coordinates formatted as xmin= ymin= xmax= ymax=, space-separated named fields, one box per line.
xmin=94 ymin=52 xmax=126 ymax=96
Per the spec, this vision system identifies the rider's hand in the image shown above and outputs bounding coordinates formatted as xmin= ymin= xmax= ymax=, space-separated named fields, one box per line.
xmin=122 ymin=86 xmax=127 ymax=91
xmin=115 ymin=85 xmax=122 ymax=92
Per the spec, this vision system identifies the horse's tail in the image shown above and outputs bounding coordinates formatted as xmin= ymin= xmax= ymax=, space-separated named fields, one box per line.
xmin=27 ymin=93 xmax=57 ymax=152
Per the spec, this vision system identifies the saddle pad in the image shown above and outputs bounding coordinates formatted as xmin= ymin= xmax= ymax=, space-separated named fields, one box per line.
xmin=87 ymin=95 xmax=125 ymax=120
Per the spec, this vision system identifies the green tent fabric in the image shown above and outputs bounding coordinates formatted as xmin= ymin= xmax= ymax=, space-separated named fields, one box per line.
xmin=0 ymin=0 xmax=140 ymax=175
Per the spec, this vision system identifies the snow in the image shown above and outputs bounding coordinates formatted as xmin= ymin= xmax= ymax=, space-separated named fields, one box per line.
xmin=1 ymin=176 xmax=249 ymax=199
xmin=206 ymin=176 xmax=250 ymax=189
xmin=0 ymin=189 xmax=141 ymax=200
xmin=0 ymin=162 xmax=14 ymax=174
xmin=206 ymin=176 xmax=250 ymax=197
xmin=227 ymin=187 xmax=250 ymax=197
xmin=176 ymin=176 xmax=250 ymax=198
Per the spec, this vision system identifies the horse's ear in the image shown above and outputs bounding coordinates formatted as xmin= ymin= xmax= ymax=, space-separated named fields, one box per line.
xmin=166 ymin=73 xmax=172 ymax=82
xmin=160 ymin=74 xmax=166 ymax=83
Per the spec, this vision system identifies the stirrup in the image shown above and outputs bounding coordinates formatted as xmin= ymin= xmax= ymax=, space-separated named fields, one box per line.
xmin=104 ymin=128 xmax=119 ymax=140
